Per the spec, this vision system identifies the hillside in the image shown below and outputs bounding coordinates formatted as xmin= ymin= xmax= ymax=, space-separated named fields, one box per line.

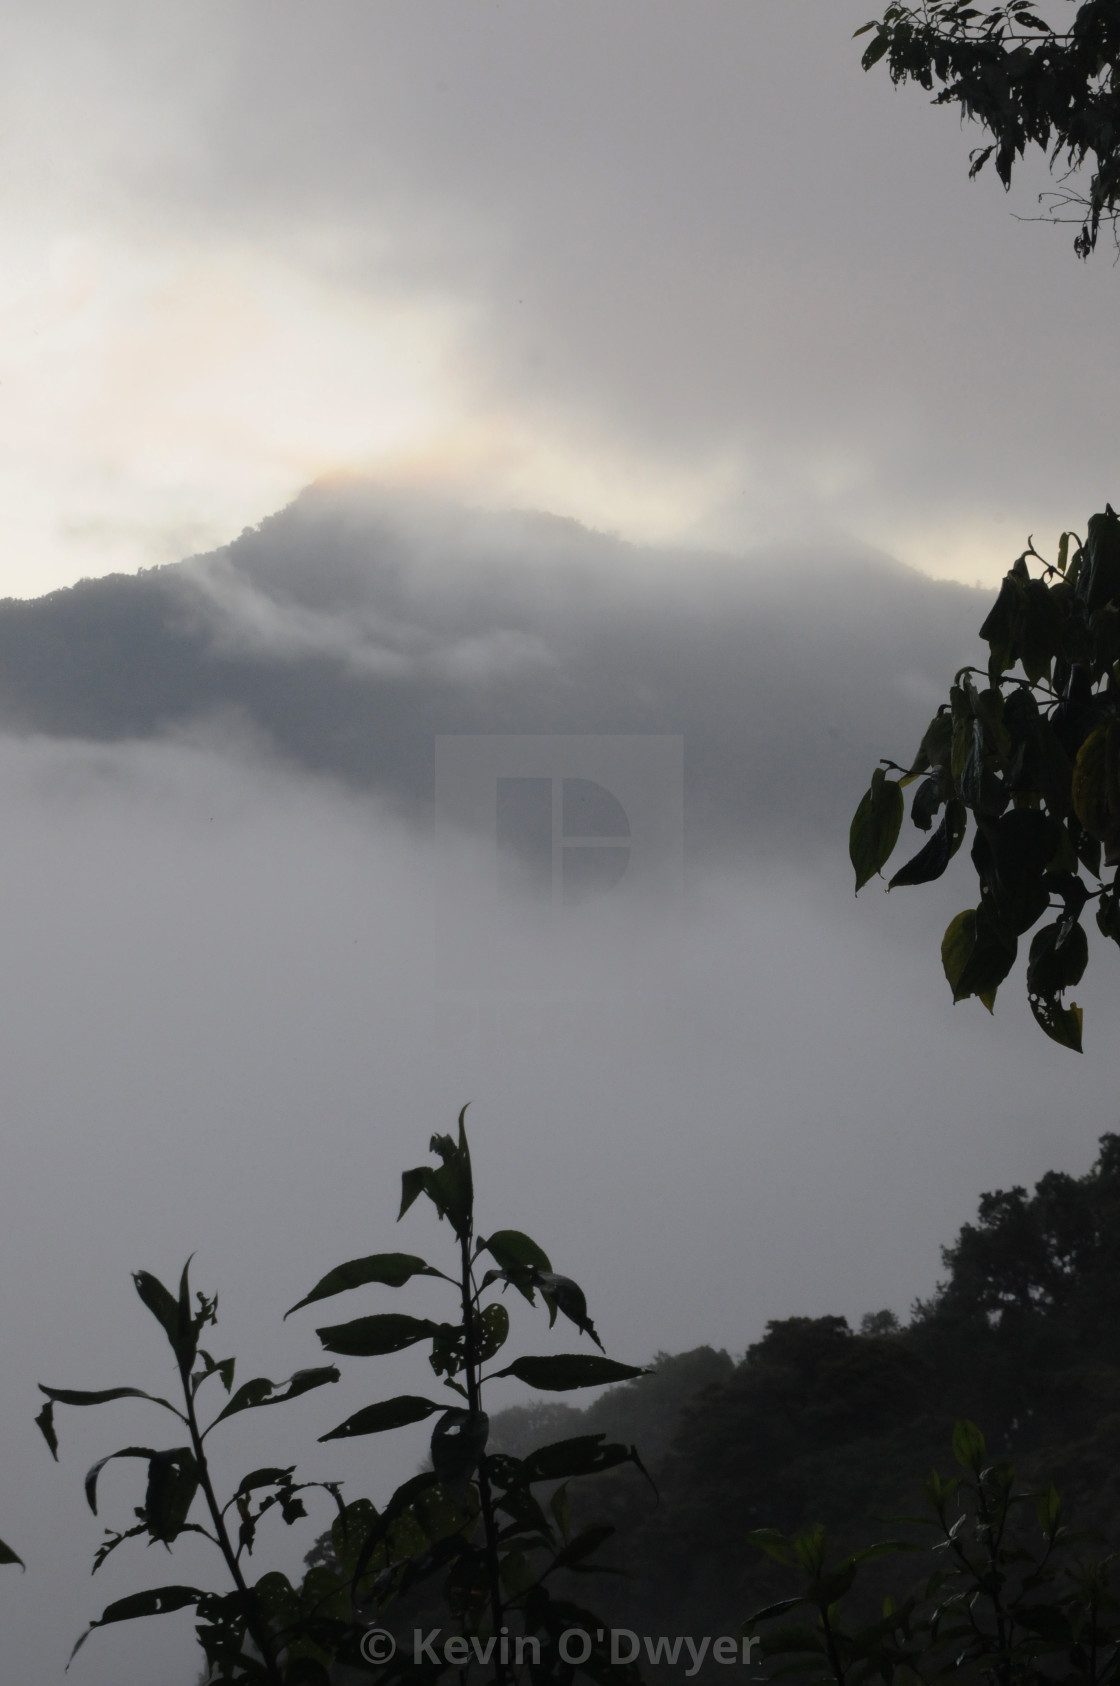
xmin=0 ymin=481 xmax=985 ymax=860
xmin=483 ymin=1134 xmax=1120 ymax=1650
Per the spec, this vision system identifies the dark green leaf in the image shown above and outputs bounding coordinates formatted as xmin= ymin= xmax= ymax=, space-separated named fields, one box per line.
xmin=861 ymin=29 xmax=890 ymax=67
xmin=850 ymin=768 xmax=904 ymax=892
xmin=1027 ymin=919 xmax=1088 ymax=997
xmin=973 ymin=686 xmax=1011 ymax=762
xmin=941 ymin=905 xmax=1017 ymax=1008
xmin=69 ymin=1585 xmax=203 ymax=1664
xmin=1042 ymin=868 xmax=1089 ymax=918
xmin=521 ymin=1434 xmax=647 ymax=1484
xmin=1019 ymin=579 xmax=1059 ymax=684
xmin=319 ymin=1395 xmax=442 ymax=1442
xmin=132 ymin=1269 xmax=182 ymax=1349
xmin=1028 ymin=992 xmax=1084 ymax=1052
xmin=748 ymin=1528 xmax=799 ymax=1567
xmin=210 ymin=1365 xmax=339 ymax=1427
xmin=37 ymin=1383 xmax=182 ymax=1418
xmin=232 ymin=1466 xmax=294 ymax=1499
xmin=350 ymin=1471 xmax=443 ymax=1585
xmin=193 ymin=1350 xmax=235 ymax=1395
xmin=315 ymin=1314 xmax=442 ymax=1358
xmin=889 ymin=800 xmax=966 ymax=889
xmin=1036 ymin=1482 xmax=1062 ymax=1535
xmin=285 ymin=1253 xmax=444 ymax=1317
xmin=1078 ymin=507 xmax=1120 ymax=613
xmin=262 ymin=1364 xmax=340 ymax=1403
xmin=144 ymin=1447 xmax=199 ymax=1543
xmin=742 ymin=1596 xmax=806 ymax=1626
xmin=175 ymin=1259 xmax=199 ymax=1370
xmin=430 ymin=1407 xmax=489 ymax=1493
xmin=399 ymin=1107 xmax=474 ymax=1237
xmin=537 ymin=1274 xmax=604 ymax=1350
xmin=398 ymin=1166 xmax=433 ymax=1221
xmin=492 ymin=1355 xmax=649 ymax=1391
xmin=910 ymin=775 xmax=943 ymax=832
xmin=330 ymin=1497 xmax=378 ymax=1577
xmin=1097 ymin=887 xmax=1120 ymax=946
xmin=1003 ymin=683 xmax=1041 ymax=757
xmin=1057 ymin=531 xmax=1071 ymax=575
xmin=549 ymin=1480 xmax=571 ymax=1543
xmin=35 ymin=1400 xmax=57 ymax=1460
xmin=476 ymin=1301 xmax=510 ymax=1361
xmin=917 ymin=711 xmax=953 ymax=776
xmin=482 ymin=1229 xmax=553 ymax=1304
xmin=972 ymin=808 xmax=1056 ymax=934
xmin=481 ymin=1230 xmax=553 ymax=1275
xmin=960 ymin=719 xmax=1009 ymax=819
xmin=1073 ymin=718 xmax=1120 ymax=844
xmin=811 ymin=1560 xmax=857 ymax=1606
xmin=84 ymin=1447 xmax=157 ymax=1515
xmin=978 ymin=576 xmax=1025 ymax=674
xmin=951 ymin=1419 xmax=986 ymax=1471
xmin=428 ymin=1322 xmax=466 ymax=1381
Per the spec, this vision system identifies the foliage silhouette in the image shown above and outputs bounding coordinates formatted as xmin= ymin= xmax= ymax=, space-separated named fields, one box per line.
xmin=856 ymin=0 xmax=1120 ymax=257
xmin=39 ymin=1112 xmax=650 ymax=1684
xmin=749 ymin=1417 xmax=1120 ymax=1686
xmin=504 ymin=1134 xmax=1120 ymax=1660
xmin=36 ymin=1260 xmax=343 ymax=1682
xmin=851 ymin=509 xmax=1120 ymax=1048
xmin=287 ymin=1104 xmax=652 ymax=1686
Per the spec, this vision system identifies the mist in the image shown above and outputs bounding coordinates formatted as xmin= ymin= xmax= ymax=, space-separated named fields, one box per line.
xmin=0 ymin=495 xmax=1118 ymax=1679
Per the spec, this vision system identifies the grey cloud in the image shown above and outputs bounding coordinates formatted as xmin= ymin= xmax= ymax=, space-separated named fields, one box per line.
xmin=0 ymin=481 xmax=987 ymax=856
xmin=183 ymin=548 xmax=555 ymax=682
xmin=4 ymin=1 xmax=1117 ymax=555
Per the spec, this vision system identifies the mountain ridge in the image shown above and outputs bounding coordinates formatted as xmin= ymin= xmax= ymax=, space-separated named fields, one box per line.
xmin=0 ymin=482 xmax=987 ymax=859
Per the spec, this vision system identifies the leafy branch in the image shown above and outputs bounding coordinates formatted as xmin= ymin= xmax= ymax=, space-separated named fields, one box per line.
xmin=856 ymin=0 xmax=1120 ymax=256
xmin=851 ymin=507 xmax=1120 ymax=1050
xmin=288 ymin=1105 xmax=653 ymax=1684
xmin=37 ymin=1261 xmax=342 ymax=1682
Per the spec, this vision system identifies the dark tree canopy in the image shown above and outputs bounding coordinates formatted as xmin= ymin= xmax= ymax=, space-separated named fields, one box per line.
xmin=858 ymin=0 xmax=1120 ymax=256
xmin=851 ymin=507 xmax=1120 ymax=1050
xmin=932 ymin=1132 xmax=1120 ymax=1322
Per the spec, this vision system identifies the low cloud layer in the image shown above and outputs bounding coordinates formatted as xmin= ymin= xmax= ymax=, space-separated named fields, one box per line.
xmin=0 ymin=494 xmax=1118 ymax=1681
xmin=0 ymin=482 xmax=988 ymax=859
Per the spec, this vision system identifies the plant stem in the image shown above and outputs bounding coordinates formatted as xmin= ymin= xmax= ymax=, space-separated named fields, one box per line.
xmin=819 ymin=1602 xmax=846 ymax=1686
xmin=181 ymin=1365 xmax=284 ymax=1686
xmin=461 ymin=1228 xmax=507 ymax=1685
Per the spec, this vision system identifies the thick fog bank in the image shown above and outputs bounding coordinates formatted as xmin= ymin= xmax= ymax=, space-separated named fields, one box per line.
xmin=0 ymin=729 xmax=1114 ymax=1682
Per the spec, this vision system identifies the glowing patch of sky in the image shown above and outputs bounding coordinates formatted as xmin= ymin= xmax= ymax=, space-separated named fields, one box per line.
xmin=0 ymin=0 xmax=1116 ymax=598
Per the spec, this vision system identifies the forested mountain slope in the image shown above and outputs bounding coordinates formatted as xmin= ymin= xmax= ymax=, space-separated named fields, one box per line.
xmin=0 ymin=481 xmax=984 ymax=859
xmin=486 ymin=1135 xmax=1120 ymax=1645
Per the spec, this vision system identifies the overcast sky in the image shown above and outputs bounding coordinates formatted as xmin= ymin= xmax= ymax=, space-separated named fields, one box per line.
xmin=2 ymin=0 xmax=1118 ymax=598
